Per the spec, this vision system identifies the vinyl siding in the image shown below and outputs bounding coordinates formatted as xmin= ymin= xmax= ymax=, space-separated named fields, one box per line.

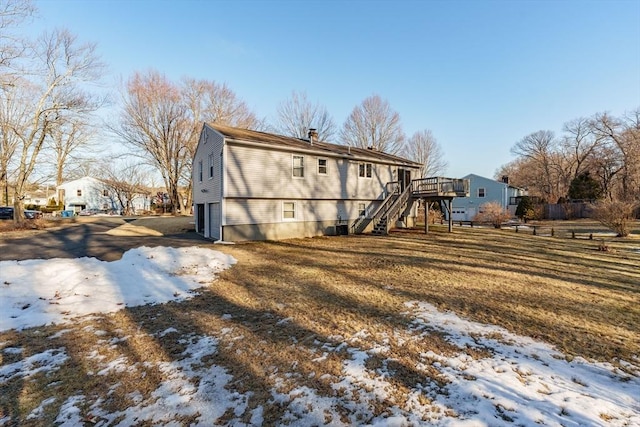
xmin=225 ymin=144 xmax=397 ymax=200
xmin=224 ymin=198 xmax=380 ymax=226
xmin=192 ymin=126 xmax=224 ymax=205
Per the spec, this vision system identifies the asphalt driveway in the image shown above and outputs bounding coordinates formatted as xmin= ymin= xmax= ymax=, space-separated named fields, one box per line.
xmin=0 ymin=217 xmax=209 ymax=262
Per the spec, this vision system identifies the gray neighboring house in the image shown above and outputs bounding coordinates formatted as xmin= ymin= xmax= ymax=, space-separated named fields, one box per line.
xmin=56 ymin=177 xmax=114 ymax=213
xmin=192 ymin=124 xmax=423 ymax=241
xmin=449 ymin=174 xmax=527 ymax=221
xmin=56 ymin=176 xmax=150 ymax=214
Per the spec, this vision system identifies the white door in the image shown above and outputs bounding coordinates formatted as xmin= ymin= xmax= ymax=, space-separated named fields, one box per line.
xmin=208 ymin=202 xmax=220 ymax=240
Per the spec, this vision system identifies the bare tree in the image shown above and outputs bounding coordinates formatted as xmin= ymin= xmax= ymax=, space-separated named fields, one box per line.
xmin=114 ymin=70 xmax=190 ymax=215
xmin=272 ymin=90 xmax=336 ymax=141
xmin=0 ymin=77 xmax=24 ymax=204
xmin=0 ymin=0 xmax=34 ymax=70
xmin=180 ymin=77 xmax=262 ymax=211
xmin=99 ymin=161 xmax=150 ymax=215
xmin=590 ymin=111 xmax=639 ymax=201
xmin=115 ymin=72 xmax=262 ymax=215
xmin=404 ymin=129 xmax=448 ymax=178
xmin=560 ymin=117 xmax=603 ymax=185
xmin=340 ymin=94 xmax=405 ymax=155
xmin=46 ymin=117 xmax=97 ymax=186
xmin=511 ymin=130 xmax=565 ymax=202
xmin=182 ymin=77 xmax=261 ymax=130
xmin=3 ymin=29 xmax=104 ymax=223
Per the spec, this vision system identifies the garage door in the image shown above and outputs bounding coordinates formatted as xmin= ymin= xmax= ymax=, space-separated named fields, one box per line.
xmin=208 ymin=202 xmax=221 ymax=240
xmin=451 ymin=208 xmax=466 ymax=221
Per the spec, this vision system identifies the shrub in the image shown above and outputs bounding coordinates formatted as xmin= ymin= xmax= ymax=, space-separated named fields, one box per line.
xmin=515 ymin=196 xmax=536 ymax=222
xmin=591 ymin=199 xmax=638 ymax=237
xmin=473 ymin=202 xmax=512 ymax=228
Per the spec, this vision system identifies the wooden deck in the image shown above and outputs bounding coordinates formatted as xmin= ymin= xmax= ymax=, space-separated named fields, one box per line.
xmin=411 ymin=177 xmax=470 ymax=199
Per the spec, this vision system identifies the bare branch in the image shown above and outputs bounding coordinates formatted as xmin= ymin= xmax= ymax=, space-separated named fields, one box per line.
xmin=340 ymin=94 xmax=405 ymax=155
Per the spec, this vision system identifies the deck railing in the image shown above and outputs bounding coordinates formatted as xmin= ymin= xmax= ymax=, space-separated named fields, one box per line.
xmin=411 ymin=177 xmax=470 ymax=197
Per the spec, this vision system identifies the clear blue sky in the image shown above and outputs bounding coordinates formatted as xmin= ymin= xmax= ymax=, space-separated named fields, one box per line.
xmin=27 ymin=0 xmax=640 ymax=179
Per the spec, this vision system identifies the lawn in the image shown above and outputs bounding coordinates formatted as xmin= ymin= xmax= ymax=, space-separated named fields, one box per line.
xmin=1 ymin=223 xmax=639 ymax=425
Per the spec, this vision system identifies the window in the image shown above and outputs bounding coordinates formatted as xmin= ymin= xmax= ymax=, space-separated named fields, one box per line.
xmin=359 ymin=162 xmax=372 ymax=178
xmin=293 ymin=155 xmax=304 ymax=178
xmin=198 ymin=160 xmax=203 ymax=182
xmin=103 ymin=189 xmax=109 ymax=197
xmin=77 ymin=189 xmax=82 ymax=197
xmin=478 ymin=188 xmax=486 ymax=198
xmin=283 ymin=202 xmax=296 ymax=219
xmin=208 ymin=154 xmax=214 ymax=179
xmin=317 ymin=158 xmax=327 ymax=175
xmin=358 ymin=203 xmax=366 ymax=217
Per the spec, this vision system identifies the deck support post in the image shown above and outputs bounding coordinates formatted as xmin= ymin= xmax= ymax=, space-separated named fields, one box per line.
xmin=424 ymin=200 xmax=429 ymax=234
xmin=448 ymin=199 xmax=453 ymax=232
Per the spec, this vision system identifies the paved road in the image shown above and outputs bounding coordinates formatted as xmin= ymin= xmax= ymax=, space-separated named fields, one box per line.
xmin=0 ymin=218 xmax=209 ymax=262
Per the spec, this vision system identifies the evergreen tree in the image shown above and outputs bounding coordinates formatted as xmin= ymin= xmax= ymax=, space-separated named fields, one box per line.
xmin=515 ymin=196 xmax=536 ymax=222
xmin=568 ymin=172 xmax=602 ymax=200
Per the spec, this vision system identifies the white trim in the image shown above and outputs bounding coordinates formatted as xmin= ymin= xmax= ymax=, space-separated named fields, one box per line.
xmin=359 ymin=162 xmax=373 ymax=179
xmin=317 ymin=157 xmax=328 ymax=175
xmin=282 ymin=201 xmax=296 ymax=221
xmin=292 ymin=154 xmax=304 ymax=179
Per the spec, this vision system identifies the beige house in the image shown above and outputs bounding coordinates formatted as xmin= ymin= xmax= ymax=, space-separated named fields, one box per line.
xmin=192 ymin=124 xmax=422 ymax=241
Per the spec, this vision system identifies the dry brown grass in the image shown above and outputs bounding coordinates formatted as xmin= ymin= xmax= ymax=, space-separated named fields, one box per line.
xmin=1 ymin=224 xmax=639 ymax=424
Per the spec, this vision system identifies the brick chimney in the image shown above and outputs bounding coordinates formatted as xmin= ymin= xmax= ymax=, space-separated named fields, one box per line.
xmin=307 ymin=128 xmax=318 ymax=144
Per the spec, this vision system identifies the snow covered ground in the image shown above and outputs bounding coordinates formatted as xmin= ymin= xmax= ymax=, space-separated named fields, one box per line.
xmin=1 ymin=246 xmax=638 ymax=426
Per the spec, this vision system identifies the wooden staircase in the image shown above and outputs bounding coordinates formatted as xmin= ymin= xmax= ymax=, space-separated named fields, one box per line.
xmin=371 ymin=184 xmax=414 ymax=235
xmin=350 ymin=177 xmax=470 ymax=236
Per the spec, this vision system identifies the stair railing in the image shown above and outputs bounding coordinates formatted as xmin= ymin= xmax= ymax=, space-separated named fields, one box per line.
xmin=351 ymin=182 xmax=400 ymax=234
xmin=378 ymin=184 xmax=413 ymax=233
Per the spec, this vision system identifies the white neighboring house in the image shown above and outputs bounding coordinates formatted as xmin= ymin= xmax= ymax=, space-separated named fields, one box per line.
xmin=449 ymin=174 xmax=527 ymax=221
xmin=56 ymin=176 xmax=149 ymax=214
xmin=192 ymin=124 xmax=422 ymax=241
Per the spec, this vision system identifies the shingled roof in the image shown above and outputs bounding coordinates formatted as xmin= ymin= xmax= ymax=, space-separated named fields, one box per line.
xmin=209 ymin=124 xmax=421 ymax=167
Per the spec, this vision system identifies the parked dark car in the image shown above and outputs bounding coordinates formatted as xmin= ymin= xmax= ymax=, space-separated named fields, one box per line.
xmin=0 ymin=206 xmax=13 ymax=220
xmin=0 ymin=206 xmax=43 ymax=220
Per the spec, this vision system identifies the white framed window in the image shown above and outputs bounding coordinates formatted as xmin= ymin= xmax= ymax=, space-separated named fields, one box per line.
xmin=358 ymin=202 xmax=366 ymax=217
xmin=359 ymin=162 xmax=372 ymax=178
xmin=77 ymin=189 xmax=82 ymax=196
xmin=198 ymin=160 xmax=203 ymax=182
xmin=292 ymin=155 xmax=304 ymax=178
xmin=317 ymin=158 xmax=327 ymax=175
xmin=478 ymin=188 xmax=486 ymax=198
xmin=208 ymin=153 xmax=214 ymax=179
xmin=283 ymin=201 xmax=296 ymax=220
xmin=102 ymin=189 xmax=109 ymax=197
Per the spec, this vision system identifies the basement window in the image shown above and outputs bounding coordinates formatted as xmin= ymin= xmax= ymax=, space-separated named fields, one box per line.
xmin=283 ymin=202 xmax=296 ymax=220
